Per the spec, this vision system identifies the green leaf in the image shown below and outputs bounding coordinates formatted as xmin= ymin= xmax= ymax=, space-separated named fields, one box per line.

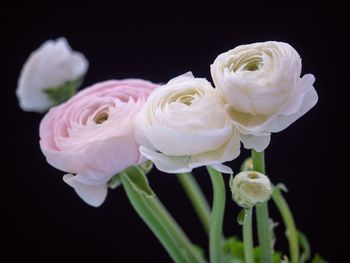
xmin=123 ymin=166 xmax=154 ymax=198
xmin=298 ymin=231 xmax=311 ymax=263
xmin=223 ymin=236 xmax=285 ymax=263
xmin=43 ymin=77 xmax=83 ymax=105
xmin=120 ymin=172 xmax=188 ymax=263
xmin=223 ymin=237 xmax=245 ymax=263
xmin=254 ymin=247 xmax=282 ymax=263
xmin=107 ymin=174 xmax=121 ymax=189
xmin=311 ymin=254 xmax=328 ymax=263
xmin=191 ymin=244 xmax=205 ymax=261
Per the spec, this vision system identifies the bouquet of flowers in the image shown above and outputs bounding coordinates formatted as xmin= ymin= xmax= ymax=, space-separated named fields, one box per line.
xmin=17 ymin=37 xmax=327 ymax=263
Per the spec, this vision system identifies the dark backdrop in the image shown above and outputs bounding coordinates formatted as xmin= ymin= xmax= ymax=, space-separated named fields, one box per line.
xmin=3 ymin=3 xmax=345 ymax=263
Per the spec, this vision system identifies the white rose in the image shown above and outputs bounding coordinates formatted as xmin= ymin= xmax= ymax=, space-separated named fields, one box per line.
xmin=211 ymin=41 xmax=318 ymax=151
xmin=16 ymin=37 xmax=88 ymax=112
xmin=135 ymin=72 xmax=241 ymax=174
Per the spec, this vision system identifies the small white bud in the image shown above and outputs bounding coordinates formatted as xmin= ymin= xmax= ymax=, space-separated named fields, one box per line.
xmin=230 ymin=171 xmax=272 ymax=208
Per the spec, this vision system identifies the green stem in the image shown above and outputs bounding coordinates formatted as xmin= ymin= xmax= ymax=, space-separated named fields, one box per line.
xmin=272 ymin=187 xmax=299 ymax=263
xmin=251 ymin=150 xmax=273 ymax=263
xmin=120 ymin=172 xmax=188 ymax=263
xmin=207 ymin=166 xmax=226 ymax=263
xmin=147 ymin=197 xmax=204 ymax=263
xmin=243 ymin=208 xmax=255 ymax=263
xmin=176 ymin=173 xmax=211 ymax=234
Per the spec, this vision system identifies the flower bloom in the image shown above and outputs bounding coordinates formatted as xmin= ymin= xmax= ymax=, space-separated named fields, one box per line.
xmin=230 ymin=171 xmax=272 ymax=208
xmin=39 ymin=80 xmax=157 ymax=206
xmin=211 ymin=41 xmax=318 ymax=151
xmin=17 ymin=37 xmax=88 ymax=112
xmin=135 ymin=72 xmax=240 ymax=174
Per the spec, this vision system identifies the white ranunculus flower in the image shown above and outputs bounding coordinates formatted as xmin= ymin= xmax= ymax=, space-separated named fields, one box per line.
xmin=135 ymin=72 xmax=241 ymax=174
xmin=16 ymin=37 xmax=88 ymax=112
xmin=211 ymin=41 xmax=318 ymax=152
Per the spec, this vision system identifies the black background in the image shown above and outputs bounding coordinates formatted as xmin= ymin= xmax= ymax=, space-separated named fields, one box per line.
xmin=3 ymin=3 xmax=346 ymax=263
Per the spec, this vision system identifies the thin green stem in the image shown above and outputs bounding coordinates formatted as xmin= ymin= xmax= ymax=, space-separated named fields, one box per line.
xmin=120 ymin=172 xmax=188 ymax=263
xmin=243 ymin=208 xmax=255 ymax=263
xmin=251 ymin=150 xmax=273 ymax=263
xmin=272 ymin=187 xmax=299 ymax=263
xmin=176 ymin=173 xmax=211 ymax=234
xmin=251 ymin=150 xmax=265 ymax=173
xmin=255 ymin=203 xmax=272 ymax=263
xmin=207 ymin=166 xmax=226 ymax=263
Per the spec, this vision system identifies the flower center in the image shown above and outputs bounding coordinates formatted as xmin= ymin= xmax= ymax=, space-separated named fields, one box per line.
xmin=180 ymin=94 xmax=195 ymax=106
xmin=167 ymin=90 xmax=198 ymax=107
xmin=248 ymin=172 xmax=258 ymax=179
xmin=229 ymin=52 xmax=264 ymax=72
xmin=94 ymin=112 xmax=109 ymax=124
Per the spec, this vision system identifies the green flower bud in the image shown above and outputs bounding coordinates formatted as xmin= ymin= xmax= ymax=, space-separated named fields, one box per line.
xmin=230 ymin=171 xmax=272 ymax=208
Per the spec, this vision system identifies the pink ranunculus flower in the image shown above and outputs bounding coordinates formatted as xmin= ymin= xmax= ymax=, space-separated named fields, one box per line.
xmin=39 ymin=80 xmax=157 ymax=207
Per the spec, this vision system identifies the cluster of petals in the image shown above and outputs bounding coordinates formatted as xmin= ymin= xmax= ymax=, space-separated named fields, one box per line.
xmin=19 ymin=39 xmax=317 ymax=206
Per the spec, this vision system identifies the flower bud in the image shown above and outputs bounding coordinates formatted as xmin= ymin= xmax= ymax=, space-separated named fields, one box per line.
xmin=230 ymin=171 xmax=272 ymax=208
xmin=17 ymin=38 xmax=89 ymax=112
xmin=240 ymin=157 xmax=253 ymax=171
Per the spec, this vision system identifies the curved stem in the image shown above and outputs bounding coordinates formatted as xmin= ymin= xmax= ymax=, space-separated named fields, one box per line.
xmin=251 ymin=150 xmax=273 ymax=263
xmin=207 ymin=166 xmax=226 ymax=263
xmin=272 ymin=187 xmax=299 ymax=263
xmin=243 ymin=208 xmax=255 ymax=263
xmin=176 ymin=173 xmax=211 ymax=234
xmin=120 ymin=172 xmax=188 ymax=263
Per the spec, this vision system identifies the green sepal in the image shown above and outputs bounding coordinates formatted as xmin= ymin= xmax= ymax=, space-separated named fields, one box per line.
xmin=237 ymin=209 xmax=247 ymax=225
xmin=311 ymin=254 xmax=328 ymax=263
xmin=274 ymin=183 xmax=289 ymax=193
xmin=138 ymin=160 xmax=153 ymax=174
xmin=107 ymin=174 xmax=122 ymax=189
xmin=43 ymin=77 xmax=83 ymax=105
xmin=123 ymin=166 xmax=154 ymax=198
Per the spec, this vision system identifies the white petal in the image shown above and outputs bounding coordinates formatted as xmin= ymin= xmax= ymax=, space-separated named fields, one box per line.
xmin=280 ymin=74 xmax=315 ymax=115
xmin=63 ymin=173 xmax=108 ymax=207
xmin=220 ymin=74 xmax=255 ymax=114
xmin=225 ymin=105 xmax=269 ymax=135
xmin=189 ymin=128 xmax=240 ymax=167
xmin=240 ymin=134 xmax=271 ymax=152
xmin=167 ymin=71 xmax=195 ymax=84
xmin=145 ymin=125 xmax=232 ymax=156
xmin=209 ymin=164 xmax=233 ymax=174
xmin=81 ymin=135 xmax=140 ymax=176
xmin=139 ymin=146 xmax=191 ymax=173
xmin=267 ymin=87 xmax=318 ymax=133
